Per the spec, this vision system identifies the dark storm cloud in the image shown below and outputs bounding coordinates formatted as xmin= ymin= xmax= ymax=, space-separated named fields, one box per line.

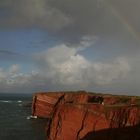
xmin=0 ymin=0 xmax=72 ymax=31
xmin=0 ymin=1 xmax=130 ymax=33
xmin=0 ymin=0 xmax=117 ymax=37
xmin=0 ymin=0 xmax=140 ymax=52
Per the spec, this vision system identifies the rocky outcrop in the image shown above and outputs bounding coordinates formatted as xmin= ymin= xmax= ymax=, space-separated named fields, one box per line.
xmin=31 ymin=91 xmax=140 ymax=140
xmin=32 ymin=91 xmax=97 ymax=118
xmin=47 ymin=104 xmax=108 ymax=140
xmin=46 ymin=104 xmax=140 ymax=140
xmin=32 ymin=92 xmax=64 ymax=118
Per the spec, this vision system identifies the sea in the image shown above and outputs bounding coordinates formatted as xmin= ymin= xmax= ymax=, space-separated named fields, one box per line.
xmin=0 ymin=93 xmax=47 ymax=140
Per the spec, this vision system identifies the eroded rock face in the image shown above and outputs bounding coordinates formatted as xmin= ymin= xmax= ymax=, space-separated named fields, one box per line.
xmin=46 ymin=103 xmax=140 ymax=140
xmin=47 ymin=104 xmax=108 ymax=140
xmin=31 ymin=91 xmax=140 ymax=140
xmin=32 ymin=92 xmax=64 ymax=118
xmin=32 ymin=91 xmax=93 ymax=118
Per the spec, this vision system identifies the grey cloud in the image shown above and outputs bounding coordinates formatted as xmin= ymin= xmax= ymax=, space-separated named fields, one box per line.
xmin=0 ymin=0 xmax=73 ymax=31
xmin=0 ymin=0 xmax=137 ymax=35
xmin=1 ymin=0 xmax=140 ymax=54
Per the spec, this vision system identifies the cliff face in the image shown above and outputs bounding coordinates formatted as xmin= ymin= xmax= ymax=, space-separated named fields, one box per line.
xmin=32 ymin=92 xmax=64 ymax=118
xmin=47 ymin=104 xmax=108 ymax=140
xmin=31 ymin=91 xmax=140 ymax=140
xmin=47 ymin=104 xmax=140 ymax=140
xmin=32 ymin=91 xmax=90 ymax=118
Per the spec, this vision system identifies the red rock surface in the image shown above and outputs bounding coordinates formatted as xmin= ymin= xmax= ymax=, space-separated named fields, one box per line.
xmin=46 ymin=103 xmax=140 ymax=140
xmin=47 ymin=104 xmax=108 ymax=140
xmin=32 ymin=92 xmax=64 ymax=118
xmin=32 ymin=91 xmax=93 ymax=118
xmin=31 ymin=91 xmax=140 ymax=140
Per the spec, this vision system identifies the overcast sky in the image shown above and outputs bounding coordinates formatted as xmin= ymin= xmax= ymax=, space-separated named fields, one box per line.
xmin=0 ymin=0 xmax=140 ymax=95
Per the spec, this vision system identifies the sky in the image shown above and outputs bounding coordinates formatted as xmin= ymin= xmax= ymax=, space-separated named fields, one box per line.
xmin=0 ymin=0 xmax=140 ymax=95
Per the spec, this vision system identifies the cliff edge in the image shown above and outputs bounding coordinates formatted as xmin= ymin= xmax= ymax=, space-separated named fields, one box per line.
xmin=32 ymin=91 xmax=140 ymax=140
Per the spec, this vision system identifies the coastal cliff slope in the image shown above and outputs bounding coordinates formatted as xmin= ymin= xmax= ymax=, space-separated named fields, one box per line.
xmin=32 ymin=91 xmax=140 ymax=140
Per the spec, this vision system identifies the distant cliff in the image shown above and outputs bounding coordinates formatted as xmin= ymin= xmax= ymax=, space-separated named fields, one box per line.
xmin=32 ymin=91 xmax=140 ymax=140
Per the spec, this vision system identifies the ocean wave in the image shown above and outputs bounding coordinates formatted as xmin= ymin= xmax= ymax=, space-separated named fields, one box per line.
xmin=26 ymin=115 xmax=38 ymax=120
xmin=0 ymin=100 xmax=12 ymax=103
xmin=17 ymin=100 xmax=22 ymax=103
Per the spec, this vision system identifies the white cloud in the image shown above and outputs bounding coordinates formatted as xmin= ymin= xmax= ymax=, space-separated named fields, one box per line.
xmin=89 ymin=57 xmax=130 ymax=86
xmin=42 ymin=45 xmax=90 ymax=86
xmin=0 ymin=35 xmax=131 ymax=93
xmin=9 ymin=64 xmax=20 ymax=74
xmin=0 ymin=65 xmax=40 ymax=93
xmin=36 ymin=42 xmax=130 ymax=89
xmin=0 ymin=68 xmax=6 ymax=80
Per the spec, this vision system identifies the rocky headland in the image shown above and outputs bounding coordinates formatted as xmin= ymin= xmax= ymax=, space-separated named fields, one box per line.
xmin=32 ymin=91 xmax=140 ymax=140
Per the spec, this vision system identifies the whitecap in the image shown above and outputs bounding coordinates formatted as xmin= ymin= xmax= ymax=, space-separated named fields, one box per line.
xmin=17 ymin=100 xmax=22 ymax=103
xmin=26 ymin=116 xmax=31 ymax=120
xmin=0 ymin=100 xmax=12 ymax=103
xmin=26 ymin=115 xmax=37 ymax=120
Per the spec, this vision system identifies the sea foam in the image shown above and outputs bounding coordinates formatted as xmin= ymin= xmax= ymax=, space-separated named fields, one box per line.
xmin=0 ymin=100 xmax=12 ymax=103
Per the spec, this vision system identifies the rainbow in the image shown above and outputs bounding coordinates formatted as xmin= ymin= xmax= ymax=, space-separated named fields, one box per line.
xmin=105 ymin=1 xmax=139 ymax=41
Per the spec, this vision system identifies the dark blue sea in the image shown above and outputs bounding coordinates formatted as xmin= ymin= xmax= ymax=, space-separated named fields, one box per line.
xmin=0 ymin=93 xmax=47 ymax=140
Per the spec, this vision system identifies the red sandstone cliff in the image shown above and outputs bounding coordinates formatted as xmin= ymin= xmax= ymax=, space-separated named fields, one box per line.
xmin=32 ymin=91 xmax=96 ymax=118
xmin=47 ymin=104 xmax=140 ymax=140
xmin=31 ymin=91 xmax=140 ymax=140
